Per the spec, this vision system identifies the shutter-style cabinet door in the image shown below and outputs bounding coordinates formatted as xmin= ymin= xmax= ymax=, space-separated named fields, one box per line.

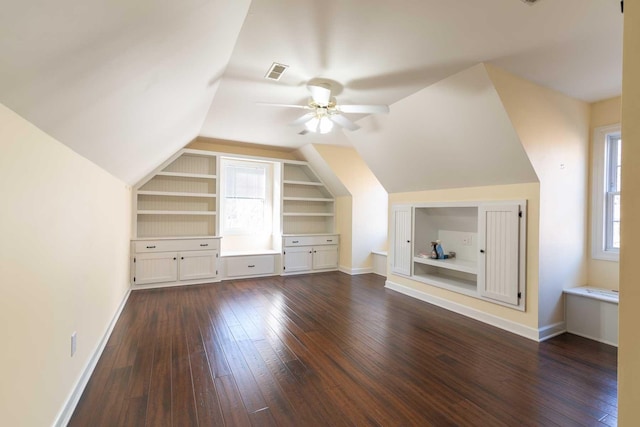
xmin=478 ymin=204 xmax=520 ymax=305
xmin=391 ymin=205 xmax=412 ymax=276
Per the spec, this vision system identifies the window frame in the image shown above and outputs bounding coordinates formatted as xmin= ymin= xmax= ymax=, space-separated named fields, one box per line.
xmin=220 ymin=157 xmax=274 ymax=237
xmin=591 ymin=124 xmax=621 ymax=261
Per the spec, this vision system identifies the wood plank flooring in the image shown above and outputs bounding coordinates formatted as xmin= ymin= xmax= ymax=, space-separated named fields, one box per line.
xmin=69 ymin=272 xmax=618 ymax=426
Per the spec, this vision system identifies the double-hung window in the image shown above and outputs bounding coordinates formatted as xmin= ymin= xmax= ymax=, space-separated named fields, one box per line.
xmin=221 ymin=157 xmax=274 ymax=239
xmin=592 ymin=124 xmax=622 ymax=261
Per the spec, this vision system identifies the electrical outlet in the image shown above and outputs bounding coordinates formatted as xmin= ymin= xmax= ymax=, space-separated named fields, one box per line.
xmin=71 ymin=332 xmax=77 ymax=357
xmin=462 ymin=235 xmax=473 ymax=246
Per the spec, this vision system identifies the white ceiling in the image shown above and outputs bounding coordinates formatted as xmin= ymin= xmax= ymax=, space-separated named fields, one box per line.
xmin=0 ymin=0 xmax=623 ymax=185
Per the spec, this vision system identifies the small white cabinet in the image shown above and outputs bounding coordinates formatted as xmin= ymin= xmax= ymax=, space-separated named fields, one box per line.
xmin=282 ymin=234 xmax=339 ymax=275
xmin=131 ymin=237 xmax=221 ymax=288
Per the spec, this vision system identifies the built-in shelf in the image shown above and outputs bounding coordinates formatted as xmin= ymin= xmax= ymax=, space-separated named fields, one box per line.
xmin=137 ymin=191 xmax=217 ymax=198
xmin=137 ymin=210 xmax=216 ymax=216
xmin=283 ymin=180 xmax=324 ymax=186
xmin=156 ymin=171 xmax=217 ymax=179
xmin=413 ymin=272 xmax=477 ymax=295
xmin=413 ymin=256 xmax=477 ymax=274
xmin=283 ymin=213 xmax=335 ymax=217
xmin=283 ymin=197 xmax=333 ymax=202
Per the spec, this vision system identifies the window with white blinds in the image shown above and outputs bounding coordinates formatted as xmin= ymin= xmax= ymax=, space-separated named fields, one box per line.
xmin=221 ymin=158 xmax=274 ymax=236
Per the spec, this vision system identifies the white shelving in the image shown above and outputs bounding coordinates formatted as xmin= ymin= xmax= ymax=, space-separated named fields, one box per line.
xmin=391 ymin=201 xmax=526 ymax=309
xmin=413 ymin=256 xmax=477 ymax=274
xmin=134 ymin=150 xmax=218 ymax=238
xmin=281 ymin=162 xmax=335 ymax=235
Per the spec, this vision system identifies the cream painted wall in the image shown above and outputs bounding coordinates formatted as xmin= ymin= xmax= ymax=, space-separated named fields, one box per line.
xmin=312 ymin=145 xmax=388 ymax=272
xmin=619 ymin=1 xmax=640 ymax=424
xmin=588 ymin=97 xmax=621 ymax=289
xmin=335 ymin=196 xmax=353 ymax=268
xmin=487 ymin=65 xmax=590 ymax=329
xmin=188 ymin=137 xmax=299 ymax=160
xmin=388 ymin=182 xmax=540 ymax=329
xmin=0 ymin=104 xmax=131 ymax=426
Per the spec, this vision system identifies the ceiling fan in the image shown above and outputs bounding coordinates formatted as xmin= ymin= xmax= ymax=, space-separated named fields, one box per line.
xmin=260 ymin=82 xmax=389 ymax=134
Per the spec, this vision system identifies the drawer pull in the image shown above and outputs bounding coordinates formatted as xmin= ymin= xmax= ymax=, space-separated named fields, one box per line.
xmin=326 ymin=239 xmax=333 ymax=242
xmin=146 ymin=245 xmax=156 ymax=249
xmin=200 ymin=243 xmax=209 ymax=247
xmin=248 ymin=264 xmax=255 ymax=268
xmin=292 ymin=240 xmax=299 ymax=243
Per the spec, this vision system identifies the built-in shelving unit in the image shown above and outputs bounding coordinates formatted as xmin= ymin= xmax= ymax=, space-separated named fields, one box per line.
xmin=281 ymin=161 xmax=335 ymax=235
xmin=392 ymin=201 xmax=526 ymax=309
xmin=134 ymin=150 xmax=218 ymax=238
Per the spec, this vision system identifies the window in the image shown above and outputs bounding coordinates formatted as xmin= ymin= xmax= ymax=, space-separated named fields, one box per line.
xmin=592 ymin=124 xmax=621 ymax=261
xmin=221 ymin=158 xmax=274 ymax=236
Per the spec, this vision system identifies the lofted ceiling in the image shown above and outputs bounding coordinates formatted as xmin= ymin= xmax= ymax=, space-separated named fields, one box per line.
xmin=0 ymin=0 xmax=622 ymax=185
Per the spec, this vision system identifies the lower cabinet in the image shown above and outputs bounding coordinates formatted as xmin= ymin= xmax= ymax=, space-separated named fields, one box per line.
xmin=131 ymin=238 xmax=221 ymax=287
xmin=282 ymin=234 xmax=339 ymax=275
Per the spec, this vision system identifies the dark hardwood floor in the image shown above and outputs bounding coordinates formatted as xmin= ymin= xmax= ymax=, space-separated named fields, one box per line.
xmin=69 ymin=272 xmax=617 ymax=426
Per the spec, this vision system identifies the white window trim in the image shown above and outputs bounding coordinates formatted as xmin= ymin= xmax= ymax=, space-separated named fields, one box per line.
xmin=220 ymin=157 xmax=274 ymax=237
xmin=591 ymin=124 xmax=620 ymax=262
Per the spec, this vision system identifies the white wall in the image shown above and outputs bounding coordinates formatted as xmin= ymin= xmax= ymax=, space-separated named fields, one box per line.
xmin=0 ymin=103 xmax=131 ymax=426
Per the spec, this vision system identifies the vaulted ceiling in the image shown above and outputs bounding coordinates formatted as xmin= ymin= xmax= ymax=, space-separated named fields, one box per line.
xmin=0 ymin=0 xmax=623 ymax=185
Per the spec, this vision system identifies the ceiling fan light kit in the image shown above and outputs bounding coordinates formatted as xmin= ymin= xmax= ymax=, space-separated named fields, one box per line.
xmin=261 ymin=81 xmax=389 ymax=134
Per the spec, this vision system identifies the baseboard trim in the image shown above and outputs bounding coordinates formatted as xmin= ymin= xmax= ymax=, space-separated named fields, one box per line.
xmin=339 ymin=266 xmax=374 ymax=275
xmin=54 ymin=287 xmax=131 ymax=427
xmin=385 ymin=280 xmax=540 ymax=341
xmin=538 ymin=321 xmax=567 ymax=342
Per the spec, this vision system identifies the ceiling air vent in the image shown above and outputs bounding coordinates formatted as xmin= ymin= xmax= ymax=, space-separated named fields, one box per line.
xmin=265 ymin=62 xmax=289 ymax=81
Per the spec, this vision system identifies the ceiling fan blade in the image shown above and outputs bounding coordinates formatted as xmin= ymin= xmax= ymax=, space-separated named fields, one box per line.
xmin=336 ymin=104 xmax=390 ymax=114
xmin=256 ymin=102 xmax=311 ymax=110
xmin=329 ymin=114 xmax=360 ymax=131
xmin=308 ymin=84 xmax=331 ymax=106
xmin=290 ymin=112 xmax=315 ymax=127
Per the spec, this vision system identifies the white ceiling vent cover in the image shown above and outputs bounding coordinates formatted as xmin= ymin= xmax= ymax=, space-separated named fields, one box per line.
xmin=265 ymin=62 xmax=289 ymax=81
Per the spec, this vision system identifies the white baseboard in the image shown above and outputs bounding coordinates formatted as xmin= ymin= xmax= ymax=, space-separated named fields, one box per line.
xmin=538 ymin=321 xmax=567 ymax=342
xmin=385 ymin=280 xmax=541 ymax=341
xmin=339 ymin=265 xmax=374 ymax=275
xmin=54 ymin=287 xmax=131 ymax=427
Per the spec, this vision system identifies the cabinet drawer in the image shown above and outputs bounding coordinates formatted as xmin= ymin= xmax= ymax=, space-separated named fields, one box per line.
xmin=134 ymin=238 xmax=218 ymax=253
xmin=284 ymin=235 xmax=338 ymax=247
xmin=226 ymin=255 xmax=275 ymax=277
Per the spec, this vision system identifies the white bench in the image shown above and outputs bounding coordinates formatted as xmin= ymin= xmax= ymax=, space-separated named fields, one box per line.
xmin=563 ymin=286 xmax=618 ymax=346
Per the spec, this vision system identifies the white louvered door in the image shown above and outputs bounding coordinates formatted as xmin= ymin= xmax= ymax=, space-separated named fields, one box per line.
xmin=478 ymin=204 xmax=520 ymax=305
xmin=391 ymin=205 xmax=412 ymax=276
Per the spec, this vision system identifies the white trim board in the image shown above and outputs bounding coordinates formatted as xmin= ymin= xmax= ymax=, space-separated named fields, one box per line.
xmin=53 ymin=288 xmax=132 ymax=427
xmin=385 ymin=280 xmax=557 ymax=342
xmin=339 ymin=265 xmax=374 ymax=275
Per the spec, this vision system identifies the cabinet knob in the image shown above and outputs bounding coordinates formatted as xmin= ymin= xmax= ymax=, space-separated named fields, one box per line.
xmin=173 ymin=257 xmax=177 ymax=260
xmin=480 ymin=249 xmax=485 ymax=253
xmin=406 ymin=240 xmax=410 ymax=243
xmin=181 ymin=256 xmax=184 ymax=260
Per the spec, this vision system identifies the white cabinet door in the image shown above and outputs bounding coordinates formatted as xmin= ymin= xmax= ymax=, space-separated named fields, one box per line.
xmin=391 ymin=205 xmax=412 ymax=276
xmin=478 ymin=204 xmax=520 ymax=305
xmin=134 ymin=252 xmax=178 ymax=285
xmin=313 ymin=245 xmax=339 ymax=270
xmin=178 ymin=250 xmax=218 ymax=281
xmin=283 ymin=246 xmax=313 ymax=273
